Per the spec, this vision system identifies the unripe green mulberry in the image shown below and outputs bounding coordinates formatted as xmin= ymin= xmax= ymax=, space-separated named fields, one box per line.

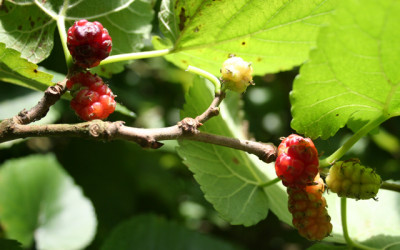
xmin=220 ymin=56 xmax=254 ymax=93
xmin=326 ymin=159 xmax=381 ymax=200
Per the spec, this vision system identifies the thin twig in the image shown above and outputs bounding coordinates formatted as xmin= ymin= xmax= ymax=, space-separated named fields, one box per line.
xmin=195 ymin=91 xmax=226 ymax=124
xmin=10 ymin=65 xmax=82 ymax=125
xmin=13 ymin=79 xmax=68 ymax=125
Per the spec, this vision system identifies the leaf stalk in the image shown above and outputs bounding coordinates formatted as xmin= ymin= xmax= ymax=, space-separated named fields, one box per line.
xmin=100 ymin=48 xmax=173 ymax=65
xmin=56 ymin=0 xmax=73 ymax=68
xmin=186 ymin=65 xmax=221 ymax=94
xmin=341 ymin=198 xmax=380 ymax=250
xmin=320 ymin=115 xmax=388 ymax=167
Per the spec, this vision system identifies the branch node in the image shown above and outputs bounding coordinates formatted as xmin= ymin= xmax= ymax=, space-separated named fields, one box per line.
xmin=177 ymin=117 xmax=199 ymax=134
xmin=151 ymin=140 xmax=164 ymax=149
xmin=89 ymin=122 xmax=102 ymax=137
xmin=17 ymin=109 xmax=30 ymax=124
xmin=259 ymin=143 xmax=277 ymax=163
xmin=137 ymin=137 xmax=163 ymax=149
xmin=210 ymin=107 xmax=220 ymax=116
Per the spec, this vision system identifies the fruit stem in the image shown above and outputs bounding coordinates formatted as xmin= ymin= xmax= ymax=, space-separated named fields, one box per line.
xmin=341 ymin=198 xmax=380 ymax=250
xmin=56 ymin=1 xmax=73 ymax=68
xmin=259 ymin=178 xmax=280 ymax=188
xmin=320 ymin=115 xmax=387 ymax=168
xmin=99 ymin=48 xmax=173 ymax=65
xmin=381 ymin=181 xmax=400 ymax=193
xmin=186 ymin=65 xmax=221 ymax=94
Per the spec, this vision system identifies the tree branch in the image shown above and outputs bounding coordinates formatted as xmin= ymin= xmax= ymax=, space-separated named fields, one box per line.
xmin=0 ymin=120 xmax=277 ymax=163
xmin=0 ymin=81 xmax=276 ymax=163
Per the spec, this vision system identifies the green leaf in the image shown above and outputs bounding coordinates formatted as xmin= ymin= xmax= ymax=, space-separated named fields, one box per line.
xmin=1 ymin=1 xmax=154 ymax=73
xmin=0 ymin=239 xmax=23 ymax=250
xmin=79 ymin=0 xmax=154 ymax=77
xmin=0 ymin=46 xmax=135 ymax=119
xmin=154 ymin=0 xmax=336 ymax=76
xmin=361 ymin=235 xmax=400 ymax=249
xmin=291 ymin=0 xmax=400 ymax=139
xmin=0 ymin=43 xmax=55 ymax=91
xmin=0 ymin=154 xmax=97 ymax=249
xmin=101 ymin=214 xmax=243 ymax=250
xmin=177 ymin=77 xmax=286 ymax=226
xmin=158 ymin=0 xmax=179 ymax=43
xmin=0 ymin=1 xmax=56 ymax=63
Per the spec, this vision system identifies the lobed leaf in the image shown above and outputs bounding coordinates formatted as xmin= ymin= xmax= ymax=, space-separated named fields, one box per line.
xmin=154 ymin=0 xmax=336 ymax=76
xmin=0 ymin=154 xmax=97 ymax=249
xmin=291 ymin=0 xmax=400 ymax=139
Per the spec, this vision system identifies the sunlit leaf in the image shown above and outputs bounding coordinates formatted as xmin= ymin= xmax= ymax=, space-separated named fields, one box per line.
xmin=155 ymin=0 xmax=336 ymax=75
xmin=0 ymin=1 xmax=56 ymax=63
xmin=291 ymin=0 xmax=400 ymax=139
xmin=0 ymin=43 xmax=54 ymax=91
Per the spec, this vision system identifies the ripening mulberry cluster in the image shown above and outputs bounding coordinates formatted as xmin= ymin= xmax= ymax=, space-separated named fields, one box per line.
xmin=67 ymin=19 xmax=112 ymax=68
xmin=67 ymin=72 xmax=116 ymax=121
xmin=66 ymin=20 xmax=115 ymax=121
xmin=275 ymin=134 xmax=332 ymax=241
xmin=288 ymin=174 xmax=332 ymax=241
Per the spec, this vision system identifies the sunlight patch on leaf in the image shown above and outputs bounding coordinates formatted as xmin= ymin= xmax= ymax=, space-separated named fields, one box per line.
xmin=155 ymin=0 xmax=336 ymax=75
xmin=0 ymin=43 xmax=54 ymax=91
xmin=291 ymin=0 xmax=400 ymax=139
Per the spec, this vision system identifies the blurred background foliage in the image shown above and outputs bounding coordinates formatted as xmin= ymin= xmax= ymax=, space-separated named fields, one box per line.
xmin=1 ymin=0 xmax=400 ymax=249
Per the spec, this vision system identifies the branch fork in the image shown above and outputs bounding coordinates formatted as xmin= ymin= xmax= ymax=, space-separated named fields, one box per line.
xmin=0 ymin=77 xmax=277 ymax=163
